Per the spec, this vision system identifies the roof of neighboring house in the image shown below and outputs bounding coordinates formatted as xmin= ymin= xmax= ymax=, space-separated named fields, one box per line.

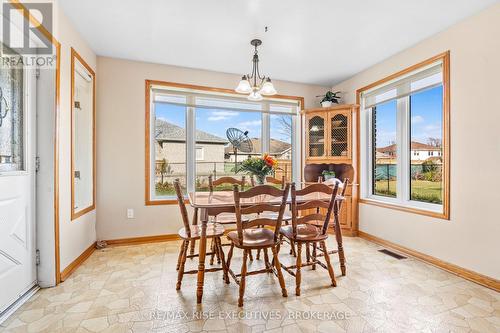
xmin=224 ymin=138 xmax=291 ymax=156
xmin=155 ymin=119 xmax=227 ymax=144
xmin=376 ymin=151 xmax=392 ymax=159
xmin=377 ymin=141 xmax=441 ymax=153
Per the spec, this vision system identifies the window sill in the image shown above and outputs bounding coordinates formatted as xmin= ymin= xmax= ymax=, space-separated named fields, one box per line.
xmin=359 ymin=197 xmax=449 ymax=220
xmin=145 ymin=198 xmax=187 ymax=206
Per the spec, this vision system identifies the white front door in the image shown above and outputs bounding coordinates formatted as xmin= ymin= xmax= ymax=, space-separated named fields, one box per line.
xmin=0 ymin=57 xmax=37 ymax=314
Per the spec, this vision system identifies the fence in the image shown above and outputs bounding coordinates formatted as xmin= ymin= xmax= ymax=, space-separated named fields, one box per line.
xmin=374 ymin=163 xmax=443 ymax=202
xmin=374 ymin=163 xmax=443 ymax=180
xmin=155 ymin=159 xmax=292 ymax=191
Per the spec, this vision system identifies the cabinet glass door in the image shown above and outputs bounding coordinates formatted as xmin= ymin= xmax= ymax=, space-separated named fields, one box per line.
xmin=308 ymin=115 xmax=325 ymax=157
xmin=330 ymin=113 xmax=348 ymax=157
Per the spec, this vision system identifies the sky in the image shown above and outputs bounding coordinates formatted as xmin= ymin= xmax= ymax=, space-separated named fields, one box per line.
xmin=375 ymin=85 xmax=443 ymax=148
xmin=155 ymin=104 xmax=292 ymax=143
xmin=155 ymin=86 xmax=442 ymax=149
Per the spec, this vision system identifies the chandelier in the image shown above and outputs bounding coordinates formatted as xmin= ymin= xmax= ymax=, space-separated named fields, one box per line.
xmin=235 ymin=39 xmax=277 ymax=101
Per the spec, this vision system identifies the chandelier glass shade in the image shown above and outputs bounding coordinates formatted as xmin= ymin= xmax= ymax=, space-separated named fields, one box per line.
xmin=235 ymin=39 xmax=277 ymax=100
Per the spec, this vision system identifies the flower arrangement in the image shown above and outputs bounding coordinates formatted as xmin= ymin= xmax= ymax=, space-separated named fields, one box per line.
xmin=238 ymin=154 xmax=277 ymax=185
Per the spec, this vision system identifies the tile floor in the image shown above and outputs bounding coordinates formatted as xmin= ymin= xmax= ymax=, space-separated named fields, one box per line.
xmin=0 ymin=237 xmax=498 ymax=333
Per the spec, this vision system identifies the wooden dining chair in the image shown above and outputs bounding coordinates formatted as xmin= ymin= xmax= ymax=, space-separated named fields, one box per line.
xmin=265 ymin=175 xmax=286 ymax=189
xmin=226 ymin=184 xmax=290 ymax=307
xmin=209 ymin=175 xmax=245 ymax=191
xmin=278 ymin=181 xmax=341 ymax=296
xmin=255 ymin=175 xmax=293 ymax=259
xmin=314 ymin=178 xmax=349 ymax=276
xmin=207 ymin=175 xmax=251 ymax=263
xmin=173 ymin=179 xmax=229 ymax=290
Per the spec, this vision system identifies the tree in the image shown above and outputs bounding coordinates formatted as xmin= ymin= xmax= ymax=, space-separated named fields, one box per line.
xmin=427 ymin=137 xmax=442 ymax=147
xmin=159 ymin=158 xmax=172 ymax=183
xmin=276 ymin=115 xmax=292 ymax=140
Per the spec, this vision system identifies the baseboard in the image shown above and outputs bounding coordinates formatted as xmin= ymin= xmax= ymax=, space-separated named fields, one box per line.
xmin=327 ymin=228 xmax=357 ymax=237
xmin=60 ymin=242 xmax=96 ymax=281
xmin=358 ymin=231 xmax=500 ymax=292
xmin=104 ymin=234 xmax=180 ymax=246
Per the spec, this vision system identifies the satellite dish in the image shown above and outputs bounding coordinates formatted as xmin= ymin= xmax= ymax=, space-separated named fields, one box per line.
xmin=226 ymin=128 xmax=253 ymax=173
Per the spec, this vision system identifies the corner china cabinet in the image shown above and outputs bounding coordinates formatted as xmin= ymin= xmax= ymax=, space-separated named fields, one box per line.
xmin=303 ymin=104 xmax=358 ymax=236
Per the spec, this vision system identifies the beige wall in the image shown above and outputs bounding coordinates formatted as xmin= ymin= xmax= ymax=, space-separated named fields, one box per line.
xmin=332 ymin=3 xmax=500 ymax=279
xmin=54 ymin=2 xmax=97 ymax=270
xmin=96 ymin=57 xmax=328 ymax=240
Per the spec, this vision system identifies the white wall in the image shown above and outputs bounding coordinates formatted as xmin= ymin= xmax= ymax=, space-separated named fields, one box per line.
xmin=332 ymin=3 xmax=500 ymax=279
xmin=53 ymin=2 xmax=97 ymax=271
xmin=96 ymin=57 xmax=328 ymax=240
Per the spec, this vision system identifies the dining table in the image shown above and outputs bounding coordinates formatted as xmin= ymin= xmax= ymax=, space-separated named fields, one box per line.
xmin=187 ymin=189 xmax=346 ymax=304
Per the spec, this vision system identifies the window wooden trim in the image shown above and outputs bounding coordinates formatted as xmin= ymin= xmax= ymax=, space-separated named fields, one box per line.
xmin=145 ymin=79 xmax=304 ymax=206
xmin=356 ymin=51 xmax=450 ymax=220
xmin=70 ymin=48 xmax=96 ymax=220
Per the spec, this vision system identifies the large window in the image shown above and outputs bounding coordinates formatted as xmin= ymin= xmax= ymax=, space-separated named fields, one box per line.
xmin=359 ymin=53 xmax=449 ymax=218
xmin=146 ymin=81 xmax=302 ymax=203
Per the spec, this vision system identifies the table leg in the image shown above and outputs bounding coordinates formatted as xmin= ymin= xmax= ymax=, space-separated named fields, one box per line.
xmin=196 ymin=208 xmax=208 ymax=303
xmin=333 ymin=204 xmax=346 ymax=276
xmin=190 ymin=208 xmax=198 ymax=256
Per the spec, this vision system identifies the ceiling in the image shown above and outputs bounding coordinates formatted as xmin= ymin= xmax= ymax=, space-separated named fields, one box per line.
xmin=59 ymin=0 xmax=498 ymax=86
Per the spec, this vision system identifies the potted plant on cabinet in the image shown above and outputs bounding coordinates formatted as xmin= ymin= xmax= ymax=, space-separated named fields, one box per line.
xmin=321 ymin=170 xmax=336 ymax=181
xmin=317 ymin=90 xmax=341 ymax=107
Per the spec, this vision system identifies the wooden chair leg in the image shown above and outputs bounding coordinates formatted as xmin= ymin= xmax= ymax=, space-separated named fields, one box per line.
xmin=189 ymin=239 xmax=196 ymax=257
xmin=214 ymin=238 xmax=222 ymax=264
xmin=306 ymin=241 xmax=311 ymax=264
xmin=248 ymin=250 xmax=254 ymax=261
xmin=295 ymin=242 xmax=302 ymax=296
xmin=289 ymin=240 xmax=297 ymax=257
xmin=263 ymin=248 xmax=270 ymax=271
xmin=334 ymin=207 xmax=346 ymax=276
xmin=216 ymin=237 xmax=229 ymax=284
xmin=312 ymin=243 xmax=317 ymax=271
xmin=271 ymin=245 xmax=287 ymax=297
xmin=209 ymin=239 xmax=216 ymax=265
xmin=176 ymin=240 xmax=186 ymax=271
xmin=256 ymin=249 xmax=261 ymax=260
xmin=176 ymin=240 xmax=189 ymax=290
xmin=226 ymin=243 xmax=234 ymax=269
xmin=321 ymin=240 xmax=337 ymax=287
xmin=238 ymin=249 xmax=249 ymax=307
xmin=277 ymin=234 xmax=283 ymax=254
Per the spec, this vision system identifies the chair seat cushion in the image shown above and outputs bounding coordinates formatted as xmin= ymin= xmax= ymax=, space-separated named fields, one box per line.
xmin=213 ymin=212 xmax=250 ymax=224
xmin=227 ymin=228 xmax=276 ymax=248
xmin=280 ymin=224 xmax=327 ymax=242
xmin=178 ymin=223 xmax=225 ymax=240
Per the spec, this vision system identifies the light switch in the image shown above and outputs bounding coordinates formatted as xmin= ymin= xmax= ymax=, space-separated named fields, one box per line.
xmin=127 ymin=208 xmax=134 ymax=219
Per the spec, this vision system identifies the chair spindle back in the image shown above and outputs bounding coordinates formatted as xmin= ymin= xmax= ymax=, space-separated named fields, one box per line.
xmin=233 ymin=184 xmax=290 ymax=244
xmin=265 ymin=175 xmax=286 ymax=189
xmin=174 ymin=179 xmax=191 ymax=233
xmin=290 ymin=182 xmax=340 ymax=237
xmin=209 ymin=175 xmax=246 ymax=192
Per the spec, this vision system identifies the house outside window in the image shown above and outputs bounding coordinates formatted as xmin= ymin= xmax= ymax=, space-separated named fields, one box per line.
xmin=358 ymin=53 xmax=449 ymax=219
xmin=195 ymin=147 xmax=204 ymax=161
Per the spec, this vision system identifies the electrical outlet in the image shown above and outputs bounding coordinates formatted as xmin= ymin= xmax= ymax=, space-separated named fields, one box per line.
xmin=127 ymin=209 xmax=134 ymax=219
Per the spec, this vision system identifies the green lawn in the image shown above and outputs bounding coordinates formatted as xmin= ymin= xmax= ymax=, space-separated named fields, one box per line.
xmin=156 ymin=184 xmax=255 ymax=196
xmin=375 ymin=180 xmax=442 ymax=204
xmin=158 ymin=179 xmax=442 ymax=204
xmin=156 ymin=183 xmax=285 ymax=197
